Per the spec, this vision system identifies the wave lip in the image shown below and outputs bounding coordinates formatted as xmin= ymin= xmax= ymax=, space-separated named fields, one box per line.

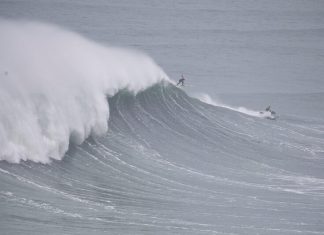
xmin=0 ymin=20 xmax=168 ymax=164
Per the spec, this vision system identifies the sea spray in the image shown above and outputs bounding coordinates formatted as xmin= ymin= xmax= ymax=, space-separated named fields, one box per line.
xmin=0 ymin=20 xmax=168 ymax=163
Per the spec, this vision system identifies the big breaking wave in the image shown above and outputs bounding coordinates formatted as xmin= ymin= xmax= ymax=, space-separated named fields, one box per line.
xmin=1 ymin=22 xmax=324 ymax=233
xmin=0 ymin=20 xmax=168 ymax=163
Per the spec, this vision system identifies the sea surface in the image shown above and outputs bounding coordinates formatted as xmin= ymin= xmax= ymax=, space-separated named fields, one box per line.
xmin=1 ymin=1 xmax=324 ymax=234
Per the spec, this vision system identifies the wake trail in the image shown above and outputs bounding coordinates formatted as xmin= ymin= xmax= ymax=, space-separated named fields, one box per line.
xmin=196 ymin=93 xmax=273 ymax=119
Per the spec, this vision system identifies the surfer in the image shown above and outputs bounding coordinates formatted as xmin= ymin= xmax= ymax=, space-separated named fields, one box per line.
xmin=264 ymin=105 xmax=277 ymax=119
xmin=177 ymin=74 xmax=185 ymax=86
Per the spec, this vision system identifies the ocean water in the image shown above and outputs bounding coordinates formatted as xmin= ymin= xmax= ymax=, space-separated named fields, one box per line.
xmin=1 ymin=1 xmax=324 ymax=234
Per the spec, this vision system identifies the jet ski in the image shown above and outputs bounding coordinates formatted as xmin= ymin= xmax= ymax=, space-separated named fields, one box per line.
xmin=259 ymin=110 xmax=278 ymax=120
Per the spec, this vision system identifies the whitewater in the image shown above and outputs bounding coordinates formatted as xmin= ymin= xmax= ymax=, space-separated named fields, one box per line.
xmin=1 ymin=1 xmax=324 ymax=234
xmin=0 ymin=21 xmax=168 ymax=163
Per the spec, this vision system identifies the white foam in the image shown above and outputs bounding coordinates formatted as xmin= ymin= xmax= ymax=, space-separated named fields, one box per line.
xmin=0 ymin=20 xmax=169 ymax=163
xmin=196 ymin=93 xmax=272 ymax=118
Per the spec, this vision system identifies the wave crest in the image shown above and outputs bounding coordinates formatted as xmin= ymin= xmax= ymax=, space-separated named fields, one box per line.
xmin=0 ymin=20 xmax=168 ymax=163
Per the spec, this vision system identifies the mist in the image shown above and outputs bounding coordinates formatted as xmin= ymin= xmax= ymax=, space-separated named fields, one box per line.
xmin=0 ymin=20 xmax=168 ymax=163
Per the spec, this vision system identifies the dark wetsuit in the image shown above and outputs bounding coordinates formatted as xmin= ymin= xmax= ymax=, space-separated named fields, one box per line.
xmin=177 ymin=78 xmax=185 ymax=86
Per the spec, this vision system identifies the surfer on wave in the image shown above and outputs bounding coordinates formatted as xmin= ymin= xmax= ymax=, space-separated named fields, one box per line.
xmin=177 ymin=74 xmax=185 ymax=86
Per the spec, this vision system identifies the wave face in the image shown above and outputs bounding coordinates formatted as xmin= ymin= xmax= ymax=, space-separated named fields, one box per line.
xmin=1 ymin=84 xmax=324 ymax=234
xmin=0 ymin=20 xmax=167 ymax=163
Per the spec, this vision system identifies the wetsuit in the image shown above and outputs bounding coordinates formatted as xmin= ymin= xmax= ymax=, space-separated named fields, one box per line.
xmin=177 ymin=78 xmax=185 ymax=86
